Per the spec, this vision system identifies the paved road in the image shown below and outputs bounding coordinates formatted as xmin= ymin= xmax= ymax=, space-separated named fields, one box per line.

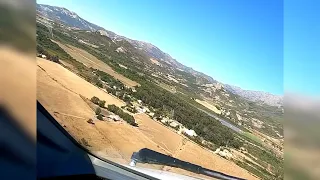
xmin=197 ymin=108 xmax=243 ymax=133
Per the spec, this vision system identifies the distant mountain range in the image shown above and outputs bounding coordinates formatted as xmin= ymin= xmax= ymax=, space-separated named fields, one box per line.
xmin=224 ymin=85 xmax=283 ymax=106
xmin=36 ymin=3 xmax=283 ymax=106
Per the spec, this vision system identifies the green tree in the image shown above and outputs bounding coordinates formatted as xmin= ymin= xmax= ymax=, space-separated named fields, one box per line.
xmin=107 ymin=104 xmax=137 ymax=126
xmin=123 ymin=95 xmax=131 ymax=102
xmin=96 ymin=80 xmax=103 ymax=88
xmin=95 ymin=107 xmax=101 ymax=115
xmin=98 ymin=100 xmax=106 ymax=108
xmin=91 ymin=96 xmax=100 ymax=105
xmin=97 ymin=114 xmax=103 ymax=120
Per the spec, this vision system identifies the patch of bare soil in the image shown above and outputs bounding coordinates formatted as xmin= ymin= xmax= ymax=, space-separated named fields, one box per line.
xmin=195 ymin=99 xmax=221 ymax=114
xmin=134 ymin=113 xmax=183 ymax=154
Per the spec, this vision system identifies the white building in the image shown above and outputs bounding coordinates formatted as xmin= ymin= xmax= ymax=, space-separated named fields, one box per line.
xmin=218 ymin=149 xmax=233 ymax=160
xmin=136 ymin=107 xmax=146 ymax=113
xmin=160 ymin=117 xmax=169 ymax=124
xmin=169 ymin=121 xmax=179 ymax=128
xmin=107 ymin=114 xmax=121 ymax=121
xmin=182 ymin=128 xmax=197 ymax=137
xmin=214 ymin=148 xmax=233 ymax=160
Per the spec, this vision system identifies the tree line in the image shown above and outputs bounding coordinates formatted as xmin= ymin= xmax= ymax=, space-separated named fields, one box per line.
xmin=91 ymin=96 xmax=106 ymax=108
xmin=107 ymin=104 xmax=138 ymax=127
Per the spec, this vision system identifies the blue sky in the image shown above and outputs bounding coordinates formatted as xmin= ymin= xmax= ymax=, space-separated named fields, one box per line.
xmin=284 ymin=0 xmax=319 ymax=96
xmin=38 ymin=0 xmax=284 ymax=95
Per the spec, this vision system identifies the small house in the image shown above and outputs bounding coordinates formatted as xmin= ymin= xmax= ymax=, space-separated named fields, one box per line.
xmin=169 ymin=121 xmax=179 ymax=128
xmin=182 ymin=128 xmax=197 ymax=137
xmin=160 ymin=117 xmax=169 ymax=124
xmin=148 ymin=112 xmax=155 ymax=117
xmin=107 ymin=114 xmax=121 ymax=121
xmin=38 ymin=54 xmax=47 ymax=59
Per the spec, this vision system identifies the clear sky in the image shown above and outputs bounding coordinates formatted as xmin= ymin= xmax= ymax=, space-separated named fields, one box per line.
xmin=38 ymin=0 xmax=284 ymax=95
xmin=284 ymin=0 xmax=319 ymax=97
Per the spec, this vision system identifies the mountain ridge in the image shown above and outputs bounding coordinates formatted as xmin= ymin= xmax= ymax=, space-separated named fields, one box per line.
xmin=36 ymin=3 xmax=283 ymax=106
xmin=224 ymin=84 xmax=283 ymax=106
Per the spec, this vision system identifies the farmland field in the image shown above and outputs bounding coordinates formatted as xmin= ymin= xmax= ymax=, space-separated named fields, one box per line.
xmin=52 ymin=40 xmax=139 ymax=87
xmin=195 ymin=99 xmax=221 ymax=114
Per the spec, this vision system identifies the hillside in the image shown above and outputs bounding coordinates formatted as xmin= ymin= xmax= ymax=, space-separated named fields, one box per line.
xmin=37 ymin=4 xmax=104 ymax=31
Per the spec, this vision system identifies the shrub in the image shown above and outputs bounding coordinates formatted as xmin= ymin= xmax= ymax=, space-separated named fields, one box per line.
xmin=123 ymin=95 xmax=131 ymax=102
xmin=95 ymin=107 xmax=101 ymax=115
xmin=97 ymin=114 xmax=103 ymax=120
xmin=96 ymin=81 xmax=103 ymax=88
xmin=87 ymin=119 xmax=94 ymax=124
xmin=80 ymin=138 xmax=90 ymax=147
xmin=98 ymin=100 xmax=106 ymax=108
xmin=127 ymin=107 xmax=137 ymax=113
xmin=91 ymin=96 xmax=100 ymax=105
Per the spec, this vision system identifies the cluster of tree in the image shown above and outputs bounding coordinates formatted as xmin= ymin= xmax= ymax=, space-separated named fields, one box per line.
xmin=37 ymin=45 xmax=60 ymax=63
xmin=105 ymin=87 xmax=133 ymax=103
xmin=111 ymin=64 xmax=148 ymax=83
xmin=133 ymin=82 xmax=243 ymax=148
xmin=95 ymin=107 xmax=103 ymax=120
xmin=105 ymin=87 xmax=116 ymax=95
xmin=107 ymin=105 xmax=138 ymax=126
xmin=94 ymin=69 xmax=125 ymax=89
xmin=91 ymin=96 xmax=106 ymax=108
xmin=90 ymin=69 xmax=137 ymax=104
xmin=126 ymin=106 xmax=137 ymax=113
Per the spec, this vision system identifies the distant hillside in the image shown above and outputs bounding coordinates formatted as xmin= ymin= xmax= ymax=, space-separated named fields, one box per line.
xmin=36 ymin=4 xmax=105 ymax=31
xmin=224 ymin=84 xmax=283 ymax=106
